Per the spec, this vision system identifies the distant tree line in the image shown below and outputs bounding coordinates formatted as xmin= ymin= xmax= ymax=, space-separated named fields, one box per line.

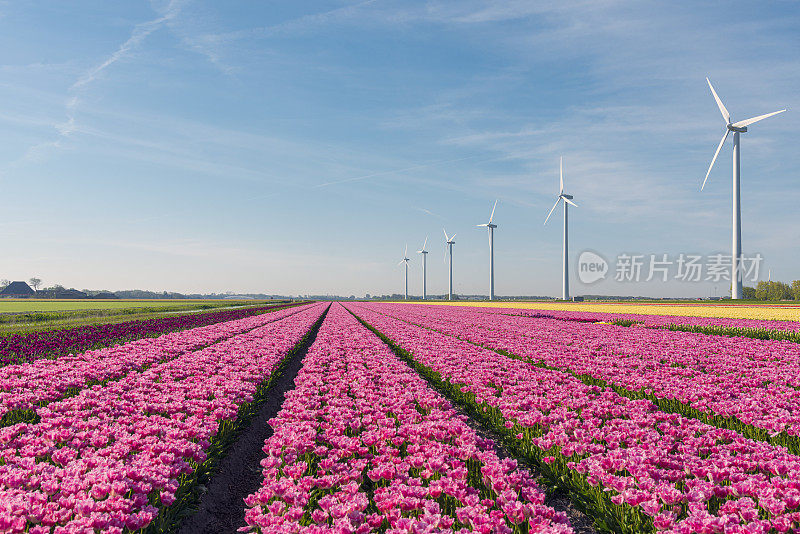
xmin=0 ymin=280 xmax=282 ymax=300
xmin=742 ymin=280 xmax=800 ymax=301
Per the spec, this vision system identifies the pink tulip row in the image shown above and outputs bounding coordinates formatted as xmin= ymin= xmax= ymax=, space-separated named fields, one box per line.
xmin=347 ymin=303 xmax=800 ymax=533
xmin=0 ymin=302 xmax=327 ymax=534
xmin=364 ymin=303 xmax=800 ymax=440
xmin=0 ymin=303 xmax=315 ymax=425
xmin=468 ymin=305 xmax=800 ymax=332
xmin=243 ymin=303 xmax=573 ymax=534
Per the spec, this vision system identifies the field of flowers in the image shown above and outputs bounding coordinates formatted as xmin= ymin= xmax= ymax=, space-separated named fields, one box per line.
xmin=0 ymin=303 xmax=313 ymax=427
xmin=0 ymin=302 xmax=326 ymax=533
xmin=0 ymin=301 xmax=301 ymax=366
xmin=348 ymin=302 xmax=800 ymax=533
xmin=242 ymin=304 xmax=572 ymax=533
xmin=489 ymin=306 xmax=800 ymax=333
xmin=425 ymin=301 xmax=800 ymax=323
xmin=360 ymin=303 xmax=800 ymax=448
xmin=5 ymin=299 xmax=800 ymax=533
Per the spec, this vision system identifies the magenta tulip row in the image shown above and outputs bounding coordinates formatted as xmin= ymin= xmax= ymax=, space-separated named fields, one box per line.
xmin=366 ymin=303 xmax=800 ymax=439
xmin=0 ymin=303 xmax=314 ymax=425
xmin=472 ymin=305 xmax=800 ymax=332
xmin=242 ymin=303 xmax=573 ymax=534
xmin=347 ymin=303 xmax=800 ymax=533
xmin=0 ymin=303 xmax=327 ymax=534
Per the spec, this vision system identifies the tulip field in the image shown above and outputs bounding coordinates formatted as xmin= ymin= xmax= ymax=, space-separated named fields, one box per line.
xmin=3 ymin=300 xmax=800 ymax=533
xmin=241 ymin=304 xmax=571 ymax=533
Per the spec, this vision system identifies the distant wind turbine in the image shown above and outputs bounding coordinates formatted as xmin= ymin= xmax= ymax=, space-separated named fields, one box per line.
xmin=702 ymin=77 xmax=786 ymax=299
xmin=417 ymin=237 xmax=429 ymax=300
xmin=397 ymin=244 xmax=410 ymax=300
xmin=477 ymin=200 xmax=498 ymax=300
xmin=544 ymin=157 xmax=578 ymax=301
xmin=443 ymin=229 xmax=456 ymax=301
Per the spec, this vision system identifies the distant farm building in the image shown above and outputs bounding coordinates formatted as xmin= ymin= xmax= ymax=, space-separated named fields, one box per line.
xmin=0 ymin=281 xmax=35 ymax=297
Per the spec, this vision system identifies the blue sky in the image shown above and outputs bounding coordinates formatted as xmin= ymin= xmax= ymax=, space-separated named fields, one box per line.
xmin=0 ymin=1 xmax=798 ymax=297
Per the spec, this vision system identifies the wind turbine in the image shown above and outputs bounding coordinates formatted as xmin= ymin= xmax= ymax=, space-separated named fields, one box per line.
xmin=544 ymin=157 xmax=578 ymax=301
xmin=702 ymin=77 xmax=786 ymax=299
xmin=443 ymin=229 xmax=456 ymax=301
xmin=417 ymin=237 xmax=429 ymax=300
xmin=397 ymin=244 xmax=410 ymax=300
xmin=477 ymin=200 xmax=498 ymax=300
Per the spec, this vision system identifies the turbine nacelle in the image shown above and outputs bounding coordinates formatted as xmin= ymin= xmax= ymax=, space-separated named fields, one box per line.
xmin=398 ymin=244 xmax=411 ymax=266
xmin=417 ymin=236 xmax=428 ymax=255
xmin=477 ymin=199 xmax=499 ymax=230
xmin=702 ymin=77 xmax=786 ymax=191
xmin=545 ymin=158 xmax=578 ymax=225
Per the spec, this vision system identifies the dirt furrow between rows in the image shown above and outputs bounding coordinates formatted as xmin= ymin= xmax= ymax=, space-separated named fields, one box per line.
xmin=177 ymin=305 xmax=330 ymax=534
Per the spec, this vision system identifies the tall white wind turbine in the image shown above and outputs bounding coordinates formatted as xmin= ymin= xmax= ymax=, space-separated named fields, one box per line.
xmin=397 ymin=244 xmax=410 ymax=300
xmin=702 ymin=77 xmax=786 ymax=299
xmin=443 ymin=229 xmax=456 ymax=301
xmin=477 ymin=200 xmax=498 ymax=300
xmin=417 ymin=237 xmax=429 ymax=300
xmin=544 ymin=157 xmax=578 ymax=301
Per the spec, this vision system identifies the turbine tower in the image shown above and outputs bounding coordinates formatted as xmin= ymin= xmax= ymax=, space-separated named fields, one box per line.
xmin=443 ymin=229 xmax=456 ymax=301
xmin=702 ymin=77 xmax=786 ymax=299
xmin=397 ymin=244 xmax=410 ymax=300
xmin=477 ymin=200 xmax=498 ymax=300
xmin=544 ymin=157 xmax=578 ymax=301
xmin=417 ymin=237 xmax=429 ymax=300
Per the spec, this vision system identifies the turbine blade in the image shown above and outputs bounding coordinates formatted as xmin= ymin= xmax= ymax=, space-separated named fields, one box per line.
xmin=544 ymin=197 xmax=561 ymax=225
xmin=489 ymin=199 xmax=498 ymax=223
xmin=701 ymin=129 xmax=730 ymax=191
xmin=559 ymin=157 xmax=564 ymax=194
xmin=732 ymin=109 xmax=787 ymax=128
xmin=422 ymin=236 xmax=428 ymax=251
xmin=398 ymin=259 xmax=405 ymax=266
xmin=477 ymin=223 xmax=488 ymax=227
xmin=707 ymin=77 xmax=730 ymax=124
xmin=450 ymin=233 xmax=456 ymax=241
xmin=442 ymin=228 xmax=449 ymax=241
xmin=563 ymin=197 xmax=578 ymax=207
xmin=404 ymin=244 xmax=408 ymax=257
